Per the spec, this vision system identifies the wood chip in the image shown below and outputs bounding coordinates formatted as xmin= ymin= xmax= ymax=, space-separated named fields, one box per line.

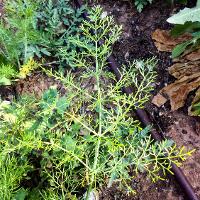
xmin=152 ymin=93 xmax=167 ymax=107
xmin=185 ymin=48 xmax=200 ymax=61
xmin=169 ymin=61 xmax=200 ymax=79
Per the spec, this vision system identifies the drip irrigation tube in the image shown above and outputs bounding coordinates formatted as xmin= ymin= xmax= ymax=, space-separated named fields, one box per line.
xmin=74 ymin=1 xmax=199 ymax=199
xmin=109 ymin=61 xmax=199 ymax=200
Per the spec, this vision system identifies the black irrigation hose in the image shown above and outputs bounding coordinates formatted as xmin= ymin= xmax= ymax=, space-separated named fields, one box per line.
xmin=109 ymin=61 xmax=199 ymax=200
xmin=74 ymin=1 xmax=199 ymax=199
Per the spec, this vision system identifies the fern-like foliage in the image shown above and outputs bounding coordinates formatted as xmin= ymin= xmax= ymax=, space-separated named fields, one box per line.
xmin=0 ymin=64 xmax=17 ymax=85
xmin=0 ymin=6 xmax=194 ymax=199
xmin=35 ymin=0 xmax=85 ymax=60
xmin=0 ymin=0 xmax=42 ymax=66
xmin=0 ymin=0 xmax=85 ymax=84
xmin=0 ymin=0 xmax=85 ymax=67
xmin=0 ymin=154 xmax=29 ymax=200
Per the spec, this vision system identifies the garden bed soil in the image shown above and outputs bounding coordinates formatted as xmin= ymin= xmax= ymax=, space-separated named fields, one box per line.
xmin=0 ymin=0 xmax=200 ymax=199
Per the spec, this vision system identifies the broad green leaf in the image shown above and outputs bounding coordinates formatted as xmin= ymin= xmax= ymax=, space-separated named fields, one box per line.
xmin=172 ymin=40 xmax=192 ymax=58
xmin=167 ymin=7 xmax=200 ymax=25
xmin=190 ymin=101 xmax=200 ymax=116
xmin=197 ymin=0 xmax=200 ymax=7
xmin=61 ymin=135 xmax=76 ymax=151
xmin=13 ymin=188 xmax=28 ymax=200
xmin=170 ymin=22 xmax=200 ymax=37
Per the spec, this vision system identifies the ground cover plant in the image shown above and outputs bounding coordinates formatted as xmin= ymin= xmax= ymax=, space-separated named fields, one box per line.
xmin=0 ymin=0 xmax=85 ymax=85
xmin=0 ymin=5 xmax=194 ymax=199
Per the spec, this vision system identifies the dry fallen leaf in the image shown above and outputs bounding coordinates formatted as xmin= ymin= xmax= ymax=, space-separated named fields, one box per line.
xmin=168 ymin=61 xmax=200 ymax=79
xmin=152 ymin=29 xmax=192 ymax=52
xmin=151 ymin=29 xmax=200 ymax=115
xmin=185 ymin=48 xmax=200 ymax=61
xmin=153 ymin=73 xmax=200 ymax=110
xmin=161 ymin=73 xmax=200 ymax=111
xmin=152 ymin=93 xmax=167 ymax=107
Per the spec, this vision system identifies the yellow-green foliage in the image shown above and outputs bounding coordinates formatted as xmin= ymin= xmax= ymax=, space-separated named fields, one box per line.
xmin=0 ymin=155 xmax=29 ymax=200
xmin=19 ymin=58 xmax=40 ymax=78
xmin=0 ymin=64 xmax=17 ymax=85
xmin=0 ymin=0 xmax=85 ymax=67
xmin=0 ymin=0 xmax=85 ymax=85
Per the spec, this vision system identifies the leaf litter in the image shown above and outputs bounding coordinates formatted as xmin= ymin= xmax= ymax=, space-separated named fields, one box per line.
xmin=151 ymin=29 xmax=200 ymax=115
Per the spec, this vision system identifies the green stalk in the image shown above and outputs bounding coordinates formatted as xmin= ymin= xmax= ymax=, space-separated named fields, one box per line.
xmin=24 ymin=15 xmax=29 ymax=64
xmin=86 ymin=40 xmax=102 ymax=199
xmin=24 ymin=31 xmax=28 ymax=64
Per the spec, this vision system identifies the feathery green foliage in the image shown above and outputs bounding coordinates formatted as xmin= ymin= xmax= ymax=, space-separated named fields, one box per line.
xmin=0 ymin=0 xmax=85 ymax=66
xmin=0 ymin=154 xmax=29 ymax=200
xmin=0 ymin=0 xmax=85 ymax=80
xmin=0 ymin=64 xmax=18 ymax=85
xmin=35 ymin=0 xmax=85 ymax=61
xmin=0 ymin=6 xmax=194 ymax=199
xmin=0 ymin=0 xmax=41 ymax=66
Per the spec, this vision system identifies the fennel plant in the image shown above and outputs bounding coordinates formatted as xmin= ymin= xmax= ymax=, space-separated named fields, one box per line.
xmin=0 ymin=5 xmax=193 ymax=200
